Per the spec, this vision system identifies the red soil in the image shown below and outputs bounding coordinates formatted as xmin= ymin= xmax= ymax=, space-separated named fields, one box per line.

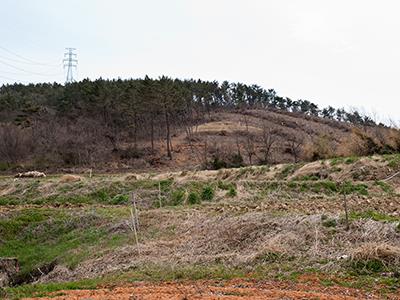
xmin=24 ymin=278 xmax=400 ymax=300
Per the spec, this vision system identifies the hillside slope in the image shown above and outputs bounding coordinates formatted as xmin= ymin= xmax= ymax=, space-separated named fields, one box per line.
xmin=1 ymin=78 xmax=398 ymax=173
xmin=1 ymin=155 xmax=400 ymax=298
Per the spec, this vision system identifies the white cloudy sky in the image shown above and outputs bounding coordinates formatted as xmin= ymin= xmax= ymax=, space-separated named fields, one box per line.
xmin=0 ymin=0 xmax=399 ymax=122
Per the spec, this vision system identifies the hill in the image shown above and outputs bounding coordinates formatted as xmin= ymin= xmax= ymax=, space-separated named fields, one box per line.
xmin=0 ymin=77 xmax=399 ymax=174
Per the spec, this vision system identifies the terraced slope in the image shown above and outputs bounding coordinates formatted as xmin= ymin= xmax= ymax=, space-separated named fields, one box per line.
xmin=1 ymin=155 xmax=400 ymax=299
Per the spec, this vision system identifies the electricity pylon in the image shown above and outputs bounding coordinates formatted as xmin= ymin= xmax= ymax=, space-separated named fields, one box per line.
xmin=63 ymin=48 xmax=77 ymax=84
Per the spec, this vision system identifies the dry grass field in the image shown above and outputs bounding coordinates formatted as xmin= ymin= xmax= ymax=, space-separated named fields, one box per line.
xmin=0 ymin=154 xmax=400 ymax=298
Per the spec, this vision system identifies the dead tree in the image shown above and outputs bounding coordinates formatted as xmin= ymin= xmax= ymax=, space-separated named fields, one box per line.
xmin=286 ymin=135 xmax=304 ymax=163
xmin=242 ymin=115 xmax=256 ymax=165
xmin=260 ymin=124 xmax=278 ymax=164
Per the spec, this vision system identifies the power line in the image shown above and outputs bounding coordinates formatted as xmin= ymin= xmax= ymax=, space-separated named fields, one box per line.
xmin=63 ymin=48 xmax=77 ymax=84
xmin=0 ymin=58 xmax=62 ymax=77
xmin=0 ymin=53 xmax=61 ymax=68
xmin=0 ymin=45 xmax=59 ymax=66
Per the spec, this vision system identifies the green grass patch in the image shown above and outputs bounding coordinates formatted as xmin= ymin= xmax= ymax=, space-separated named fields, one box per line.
xmin=374 ymin=181 xmax=394 ymax=193
xmin=0 ymin=208 xmax=130 ymax=278
xmin=383 ymin=154 xmax=400 ymax=169
xmin=277 ymin=164 xmax=298 ymax=179
xmin=201 ymin=185 xmax=215 ymax=201
xmin=187 ymin=192 xmax=201 ymax=205
xmin=344 ymin=156 xmax=359 ymax=164
xmin=341 ymin=182 xmax=369 ymax=196
xmin=349 ymin=210 xmax=400 ymax=223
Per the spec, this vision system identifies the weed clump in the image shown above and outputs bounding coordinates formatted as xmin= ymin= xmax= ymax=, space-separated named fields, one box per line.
xmin=201 ymin=185 xmax=214 ymax=201
xmin=322 ymin=218 xmax=337 ymax=228
xmin=110 ymin=194 xmax=129 ymax=205
xmin=374 ymin=181 xmax=393 ymax=193
xmin=227 ymin=186 xmax=237 ymax=197
xmin=341 ymin=181 xmax=369 ymax=196
xmin=278 ymin=164 xmax=297 ymax=179
xmin=187 ymin=192 xmax=201 ymax=205
xmin=350 ymin=210 xmax=400 ymax=223
xmin=171 ymin=189 xmax=185 ymax=205
xmin=350 ymin=243 xmax=400 ymax=274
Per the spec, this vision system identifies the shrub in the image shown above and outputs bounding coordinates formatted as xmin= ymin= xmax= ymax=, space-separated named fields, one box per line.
xmin=211 ymin=157 xmax=227 ymax=170
xmin=0 ymin=124 xmax=33 ymax=164
xmin=201 ymin=185 xmax=214 ymax=201
xmin=210 ymin=153 xmax=244 ymax=170
xmin=339 ymin=129 xmax=383 ymax=157
xmin=230 ymin=153 xmax=244 ymax=168
xmin=187 ymin=192 xmax=201 ymax=205
xmin=351 ymin=259 xmax=385 ymax=274
xmin=303 ymin=135 xmax=334 ymax=160
xmin=119 ymin=146 xmax=144 ymax=160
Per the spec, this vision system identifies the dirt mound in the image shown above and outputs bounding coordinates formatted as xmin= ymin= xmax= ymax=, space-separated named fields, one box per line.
xmin=59 ymin=175 xmax=83 ymax=183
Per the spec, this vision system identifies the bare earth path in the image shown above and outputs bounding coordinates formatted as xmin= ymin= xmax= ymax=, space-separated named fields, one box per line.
xmin=23 ymin=279 xmax=400 ymax=300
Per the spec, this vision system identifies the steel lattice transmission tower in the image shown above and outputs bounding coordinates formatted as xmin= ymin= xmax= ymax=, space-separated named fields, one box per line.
xmin=63 ymin=48 xmax=77 ymax=84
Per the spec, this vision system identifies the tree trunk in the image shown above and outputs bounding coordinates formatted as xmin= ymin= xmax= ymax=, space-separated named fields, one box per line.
xmin=150 ymin=118 xmax=154 ymax=151
xmin=165 ymin=109 xmax=172 ymax=159
xmin=133 ymin=112 xmax=138 ymax=150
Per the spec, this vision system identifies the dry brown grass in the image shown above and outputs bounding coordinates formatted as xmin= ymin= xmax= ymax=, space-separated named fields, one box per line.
xmin=59 ymin=175 xmax=83 ymax=183
xmin=350 ymin=243 xmax=400 ymax=266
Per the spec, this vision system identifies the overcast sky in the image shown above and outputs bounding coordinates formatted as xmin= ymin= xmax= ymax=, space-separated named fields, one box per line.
xmin=0 ymin=0 xmax=399 ymax=122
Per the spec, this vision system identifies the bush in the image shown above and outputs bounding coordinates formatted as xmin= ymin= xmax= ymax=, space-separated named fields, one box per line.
xmin=201 ymin=185 xmax=214 ymax=201
xmin=187 ymin=192 xmax=201 ymax=205
xmin=303 ymin=135 xmax=334 ymax=160
xmin=209 ymin=153 xmax=244 ymax=170
xmin=211 ymin=157 xmax=227 ymax=170
xmin=351 ymin=259 xmax=385 ymax=274
xmin=229 ymin=153 xmax=244 ymax=168
xmin=0 ymin=124 xmax=33 ymax=164
xmin=119 ymin=146 xmax=144 ymax=160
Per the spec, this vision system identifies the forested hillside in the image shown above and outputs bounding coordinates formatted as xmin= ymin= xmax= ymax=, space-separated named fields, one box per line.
xmin=0 ymin=76 xmax=398 ymax=172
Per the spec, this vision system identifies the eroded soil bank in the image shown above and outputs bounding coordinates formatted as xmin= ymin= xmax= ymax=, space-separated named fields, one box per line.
xmin=22 ymin=278 xmax=400 ymax=300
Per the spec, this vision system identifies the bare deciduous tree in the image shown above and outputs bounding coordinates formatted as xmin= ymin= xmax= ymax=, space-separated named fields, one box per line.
xmin=260 ymin=124 xmax=278 ymax=164
xmin=286 ymin=135 xmax=304 ymax=163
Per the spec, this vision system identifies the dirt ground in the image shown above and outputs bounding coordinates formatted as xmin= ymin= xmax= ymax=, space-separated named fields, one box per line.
xmin=23 ymin=278 xmax=399 ymax=300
